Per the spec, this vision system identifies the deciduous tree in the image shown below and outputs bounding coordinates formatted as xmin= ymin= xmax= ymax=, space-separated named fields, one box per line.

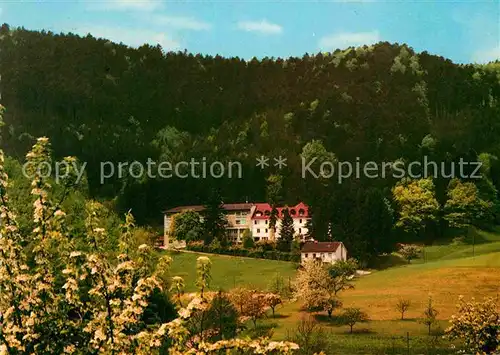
xmin=170 ymin=210 xmax=203 ymax=242
xmin=395 ymin=299 xmax=411 ymax=320
xmin=420 ymin=296 xmax=439 ymax=335
xmin=399 ymin=244 xmax=421 ymax=264
xmin=340 ymin=308 xmax=369 ymax=333
xmin=264 ymin=293 xmax=283 ymax=318
xmin=392 ymin=178 xmax=440 ymax=238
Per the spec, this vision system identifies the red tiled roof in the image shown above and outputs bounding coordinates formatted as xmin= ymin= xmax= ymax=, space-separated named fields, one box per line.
xmin=164 ymin=203 xmax=255 ymax=214
xmin=164 ymin=205 xmax=205 ymax=214
xmin=301 ymin=241 xmax=341 ymax=253
xmin=222 ymin=203 xmax=254 ymax=211
xmin=164 ymin=202 xmax=310 ymax=218
xmin=251 ymin=202 xmax=309 ymax=220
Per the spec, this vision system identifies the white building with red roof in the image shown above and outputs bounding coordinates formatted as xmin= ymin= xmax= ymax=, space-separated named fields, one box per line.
xmin=250 ymin=202 xmax=310 ymax=242
xmin=162 ymin=201 xmax=311 ymax=247
xmin=300 ymin=241 xmax=348 ymax=264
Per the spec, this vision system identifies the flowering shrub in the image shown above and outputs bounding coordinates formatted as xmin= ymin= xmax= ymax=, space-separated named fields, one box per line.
xmin=445 ymin=296 xmax=500 ymax=354
xmin=0 ymin=119 xmax=300 ymax=354
xmin=0 ymin=136 xmax=172 ymax=354
xmin=166 ymin=296 xmax=299 ymax=354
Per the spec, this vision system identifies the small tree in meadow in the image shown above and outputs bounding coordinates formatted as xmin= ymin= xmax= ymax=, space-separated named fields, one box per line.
xmin=265 ymin=293 xmax=283 ymax=318
xmin=170 ymin=276 xmax=185 ymax=306
xmin=230 ymin=287 xmax=252 ymax=314
xmin=295 ymin=260 xmax=351 ymax=318
xmin=196 ymin=256 xmax=212 ymax=298
xmin=206 ymin=290 xmax=239 ymax=340
xmin=340 ymin=308 xmax=370 ymax=333
xmin=399 ymin=244 xmax=421 ymax=264
xmin=420 ymin=296 xmax=439 ymax=335
xmin=320 ymin=296 xmax=343 ymax=319
xmin=244 ymin=290 xmax=268 ymax=328
xmin=396 ymin=299 xmax=411 ymax=320
xmin=287 ymin=316 xmax=329 ymax=355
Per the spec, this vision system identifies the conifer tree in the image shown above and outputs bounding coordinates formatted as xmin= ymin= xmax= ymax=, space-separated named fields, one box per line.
xmin=202 ymin=190 xmax=228 ymax=246
xmin=278 ymin=208 xmax=294 ymax=251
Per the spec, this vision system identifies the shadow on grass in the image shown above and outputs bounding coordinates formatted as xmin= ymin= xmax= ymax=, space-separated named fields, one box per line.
xmin=313 ymin=314 xmax=344 ymax=325
xmin=242 ymin=322 xmax=278 ymax=339
xmin=268 ymin=314 xmax=290 ymax=319
xmin=371 ymin=254 xmax=407 ymax=270
xmin=347 ymin=327 xmax=375 ymax=335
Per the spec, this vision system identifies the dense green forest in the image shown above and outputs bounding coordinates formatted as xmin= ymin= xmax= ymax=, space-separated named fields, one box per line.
xmin=1 ymin=23 xmax=499 ymax=260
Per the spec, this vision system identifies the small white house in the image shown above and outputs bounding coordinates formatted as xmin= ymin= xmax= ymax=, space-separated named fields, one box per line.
xmin=300 ymin=241 xmax=347 ymax=264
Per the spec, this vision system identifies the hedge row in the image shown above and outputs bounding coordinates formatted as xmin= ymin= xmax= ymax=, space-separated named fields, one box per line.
xmin=186 ymin=244 xmax=301 ymax=262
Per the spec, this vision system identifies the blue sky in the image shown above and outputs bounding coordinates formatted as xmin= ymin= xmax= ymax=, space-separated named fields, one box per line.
xmin=1 ymin=0 xmax=498 ymax=64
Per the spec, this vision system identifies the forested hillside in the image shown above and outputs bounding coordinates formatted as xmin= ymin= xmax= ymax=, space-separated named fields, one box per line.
xmin=1 ymin=23 xmax=499 ymax=260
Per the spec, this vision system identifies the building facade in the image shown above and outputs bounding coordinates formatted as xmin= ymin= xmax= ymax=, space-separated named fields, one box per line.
xmin=250 ymin=202 xmax=310 ymax=242
xmin=163 ymin=202 xmax=310 ymax=247
xmin=300 ymin=241 xmax=348 ymax=264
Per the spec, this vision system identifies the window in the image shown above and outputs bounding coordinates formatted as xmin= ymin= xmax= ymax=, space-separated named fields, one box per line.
xmin=299 ymin=228 xmax=302 ymax=234
xmin=265 ymin=228 xmax=268 ymax=233
xmin=236 ymin=220 xmax=241 ymax=225
xmin=299 ymin=219 xmax=302 ymax=224
xmin=305 ymin=253 xmax=308 ymax=258
xmin=313 ymin=253 xmax=316 ymax=258
xmin=265 ymin=220 xmax=268 ymax=224
xmin=257 ymin=229 xmax=261 ymax=233
xmin=254 ymin=220 xmax=258 ymax=225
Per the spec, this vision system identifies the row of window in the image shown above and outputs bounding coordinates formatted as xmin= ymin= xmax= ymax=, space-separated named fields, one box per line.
xmin=255 ymin=227 xmax=304 ymax=234
xmin=254 ymin=219 xmax=305 ymax=225
xmin=304 ymin=253 xmax=334 ymax=258
xmin=254 ymin=209 xmax=306 ymax=217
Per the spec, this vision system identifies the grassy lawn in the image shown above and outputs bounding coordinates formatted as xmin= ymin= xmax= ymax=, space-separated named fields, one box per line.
xmin=162 ymin=230 xmax=500 ymax=354
xmin=415 ymin=228 xmax=500 ymax=263
xmin=264 ymin=252 xmax=500 ymax=354
xmin=167 ymin=250 xmax=297 ymax=292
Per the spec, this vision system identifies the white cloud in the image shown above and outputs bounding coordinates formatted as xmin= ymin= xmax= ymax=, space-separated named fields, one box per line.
xmin=319 ymin=30 xmax=380 ymax=50
xmin=472 ymin=45 xmax=500 ymax=64
xmin=87 ymin=0 xmax=162 ymax=12
xmin=72 ymin=25 xmax=180 ymax=51
xmin=452 ymin=8 xmax=499 ymax=64
xmin=150 ymin=15 xmax=211 ymax=31
xmin=237 ymin=20 xmax=283 ymax=35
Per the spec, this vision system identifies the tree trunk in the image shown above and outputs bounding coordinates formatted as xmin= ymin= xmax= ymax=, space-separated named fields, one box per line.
xmin=328 ymin=309 xmax=332 ymax=318
xmin=401 ymin=312 xmax=404 ymax=320
xmin=350 ymin=325 xmax=353 ymax=333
